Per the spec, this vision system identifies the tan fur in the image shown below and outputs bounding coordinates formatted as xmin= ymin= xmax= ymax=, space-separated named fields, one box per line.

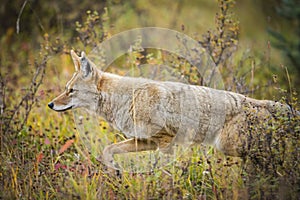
xmin=48 ymin=51 xmax=290 ymax=168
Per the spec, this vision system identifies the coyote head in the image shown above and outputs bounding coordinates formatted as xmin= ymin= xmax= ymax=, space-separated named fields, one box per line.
xmin=48 ymin=50 xmax=100 ymax=112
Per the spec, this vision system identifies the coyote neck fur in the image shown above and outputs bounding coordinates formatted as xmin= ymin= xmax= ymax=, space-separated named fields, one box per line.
xmin=95 ymin=70 xmax=150 ymax=135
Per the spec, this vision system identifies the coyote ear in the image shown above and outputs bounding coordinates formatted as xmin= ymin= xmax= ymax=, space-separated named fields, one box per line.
xmin=70 ymin=50 xmax=80 ymax=71
xmin=80 ymin=51 xmax=92 ymax=78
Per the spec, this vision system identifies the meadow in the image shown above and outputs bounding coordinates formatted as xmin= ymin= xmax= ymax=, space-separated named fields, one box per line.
xmin=0 ymin=0 xmax=299 ymax=199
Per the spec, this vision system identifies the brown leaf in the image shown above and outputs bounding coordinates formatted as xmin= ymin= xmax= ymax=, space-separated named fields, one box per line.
xmin=59 ymin=139 xmax=74 ymax=154
xmin=36 ymin=152 xmax=44 ymax=163
xmin=54 ymin=162 xmax=67 ymax=170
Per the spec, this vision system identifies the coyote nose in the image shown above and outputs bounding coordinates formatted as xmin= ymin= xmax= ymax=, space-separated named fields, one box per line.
xmin=48 ymin=102 xmax=54 ymax=109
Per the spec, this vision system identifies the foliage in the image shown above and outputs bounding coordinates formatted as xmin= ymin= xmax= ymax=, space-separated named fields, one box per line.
xmin=1 ymin=56 xmax=47 ymax=136
xmin=200 ymin=0 xmax=239 ymax=67
xmin=268 ymin=0 xmax=300 ymax=76
xmin=241 ymin=95 xmax=300 ymax=199
xmin=75 ymin=9 xmax=110 ymax=48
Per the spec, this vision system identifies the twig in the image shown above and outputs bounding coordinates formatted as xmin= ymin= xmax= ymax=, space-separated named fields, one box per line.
xmin=214 ymin=0 xmax=227 ymax=66
xmin=4 ymin=56 xmax=47 ymax=135
xmin=16 ymin=0 xmax=28 ymax=34
xmin=0 ymin=73 xmax=5 ymax=153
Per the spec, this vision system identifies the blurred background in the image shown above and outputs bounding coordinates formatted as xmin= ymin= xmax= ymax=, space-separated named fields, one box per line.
xmin=1 ymin=0 xmax=299 ymax=97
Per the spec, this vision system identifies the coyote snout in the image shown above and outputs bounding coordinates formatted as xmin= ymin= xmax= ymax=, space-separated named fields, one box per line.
xmin=49 ymin=50 xmax=292 ymax=169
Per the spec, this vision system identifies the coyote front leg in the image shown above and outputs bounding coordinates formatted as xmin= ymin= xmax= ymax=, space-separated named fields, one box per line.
xmin=102 ymin=138 xmax=158 ymax=169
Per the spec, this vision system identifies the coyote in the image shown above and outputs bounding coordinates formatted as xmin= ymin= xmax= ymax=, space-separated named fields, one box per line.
xmin=48 ymin=50 xmax=291 ymax=168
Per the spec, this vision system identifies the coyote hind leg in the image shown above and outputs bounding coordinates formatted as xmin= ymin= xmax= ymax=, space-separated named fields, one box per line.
xmin=102 ymin=138 xmax=158 ymax=170
xmin=215 ymin=115 xmax=247 ymax=157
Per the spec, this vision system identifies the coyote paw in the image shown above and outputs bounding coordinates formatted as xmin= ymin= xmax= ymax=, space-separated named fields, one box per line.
xmin=159 ymin=145 xmax=175 ymax=155
xmin=96 ymin=154 xmax=122 ymax=177
xmin=98 ymin=153 xmax=121 ymax=170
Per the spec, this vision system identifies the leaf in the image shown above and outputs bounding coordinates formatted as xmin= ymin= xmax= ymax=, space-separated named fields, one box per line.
xmin=54 ymin=162 xmax=67 ymax=170
xmin=267 ymin=28 xmax=287 ymax=43
xmin=58 ymin=139 xmax=74 ymax=154
xmin=36 ymin=152 xmax=44 ymax=163
xmin=44 ymin=137 xmax=51 ymax=145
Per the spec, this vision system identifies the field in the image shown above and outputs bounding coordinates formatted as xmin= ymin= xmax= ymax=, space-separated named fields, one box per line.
xmin=1 ymin=0 xmax=299 ymax=199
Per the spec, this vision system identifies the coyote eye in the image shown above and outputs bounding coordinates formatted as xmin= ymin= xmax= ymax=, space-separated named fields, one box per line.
xmin=67 ymin=88 xmax=74 ymax=94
